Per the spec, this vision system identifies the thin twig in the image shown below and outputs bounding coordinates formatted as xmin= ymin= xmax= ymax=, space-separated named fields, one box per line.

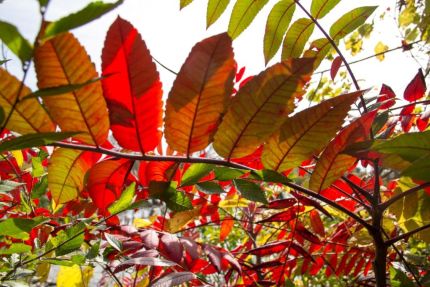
xmin=386 ymin=222 xmax=430 ymax=245
xmin=381 ymin=182 xmax=430 ymax=210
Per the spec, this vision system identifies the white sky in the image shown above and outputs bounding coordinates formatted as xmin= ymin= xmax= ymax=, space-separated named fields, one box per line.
xmin=0 ymin=0 xmax=425 ymax=99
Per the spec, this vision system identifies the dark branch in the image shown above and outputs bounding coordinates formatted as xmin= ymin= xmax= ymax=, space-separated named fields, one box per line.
xmin=381 ymin=182 xmax=430 ymax=210
xmin=386 ymin=222 xmax=430 ymax=245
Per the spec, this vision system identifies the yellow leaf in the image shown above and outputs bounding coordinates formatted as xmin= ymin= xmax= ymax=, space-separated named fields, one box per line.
xmin=165 ymin=207 xmax=201 ymax=233
xmin=36 ymin=262 xmax=50 ymax=283
xmin=0 ymin=68 xmax=55 ymax=134
xmin=375 ymin=41 xmax=389 ymax=61
xmin=219 ymin=195 xmax=249 ymax=208
xmin=133 ymin=216 xmax=157 ymax=228
xmin=48 ymin=148 xmax=95 ymax=204
xmin=34 ymin=31 xmax=109 ymax=146
xmin=11 ymin=150 xmax=23 ymax=168
xmin=57 ymin=265 xmax=93 ymax=287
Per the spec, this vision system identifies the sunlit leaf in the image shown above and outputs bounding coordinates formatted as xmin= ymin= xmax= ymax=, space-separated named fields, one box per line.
xmin=166 ymin=207 xmax=201 ymax=233
xmin=165 ymin=33 xmax=235 ymax=154
xmin=310 ymin=111 xmax=376 ymax=192
xmin=310 ymin=0 xmax=341 ymax=19
xmin=43 ymin=1 xmax=123 ymax=39
xmin=180 ymin=163 xmax=214 ymax=187
xmin=0 ymin=243 xmax=31 ymax=255
xmin=262 ymin=91 xmax=363 ymax=172
xmin=196 ymin=181 xmax=225 ymax=194
xmin=329 ymin=6 xmax=377 ymax=40
xmin=404 ymin=68 xmax=426 ymax=102
xmin=48 ymin=148 xmax=97 ymax=204
xmin=228 ymin=0 xmax=269 ymax=39
xmin=207 ymin=0 xmax=231 ymax=28
xmin=281 ymin=18 xmax=315 ymax=60
xmin=34 ymin=31 xmax=109 ymax=146
xmin=374 ymin=41 xmax=388 ymax=61
xmin=233 ymin=179 xmax=268 ymax=204
xmin=390 ymin=267 xmax=415 ymax=287
xmin=0 ymin=132 xmax=78 ymax=153
xmin=57 ymin=265 xmax=93 ymax=287
xmin=180 ymin=0 xmax=194 ymax=9
xmin=0 ymin=21 xmax=32 ymax=63
xmin=263 ymin=0 xmax=296 ymax=64
xmin=330 ymin=56 xmax=342 ymax=80
xmin=51 ymin=222 xmax=85 ymax=256
xmin=0 ymin=68 xmax=55 ymax=134
xmin=87 ymin=158 xmax=134 ymax=214
xmin=213 ymin=58 xmax=314 ymax=159
xmin=102 ymin=17 xmax=163 ymax=152
xmin=0 ymin=217 xmax=46 ymax=240
xmin=220 ymin=217 xmax=234 ymax=242
xmin=108 ymin=182 xmax=136 ymax=215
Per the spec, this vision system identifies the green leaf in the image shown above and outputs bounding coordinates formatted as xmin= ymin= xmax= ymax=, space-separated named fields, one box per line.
xmin=38 ymin=0 xmax=50 ymax=8
xmin=263 ymin=0 xmax=296 ymax=64
xmin=390 ymin=267 xmax=415 ymax=287
xmin=54 ymin=222 xmax=86 ymax=256
xmin=310 ymin=0 xmax=341 ymax=19
xmin=180 ymin=0 xmax=194 ymax=9
xmin=402 ymin=154 xmax=430 ymax=180
xmin=165 ymin=190 xmax=193 ymax=211
xmin=250 ymin=170 xmax=290 ymax=185
xmin=42 ymin=259 xmax=75 ymax=267
xmin=228 ymin=0 xmax=269 ymax=39
xmin=233 ymin=179 xmax=268 ymax=204
xmin=281 ymin=18 xmax=315 ymax=59
xmin=0 ymin=243 xmax=31 ymax=255
xmin=0 ymin=21 xmax=33 ymax=63
xmin=105 ymin=233 xmax=123 ymax=251
xmin=71 ymin=254 xmax=86 ymax=265
xmin=86 ymin=241 xmax=100 ymax=260
xmin=31 ymin=176 xmax=48 ymax=199
xmin=372 ymin=131 xmax=430 ymax=162
xmin=329 ymin=6 xmax=377 ymax=41
xmin=196 ymin=182 xmax=225 ymax=194
xmin=207 ymin=0 xmax=230 ymax=28
xmin=31 ymin=157 xmax=44 ymax=177
xmin=43 ymin=0 xmax=123 ymax=40
xmin=0 ymin=217 xmax=47 ymax=240
xmin=214 ymin=167 xmax=247 ymax=181
xmin=0 ymin=132 xmax=79 ymax=153
xmin=108 ymin=182 xmax=135 ymax=215
xmin=21 ymin=77 xmax=102 ymax=101
xmin=180 ymin=163 xmax=214 ymax=187
xmin=0 ymin=59 xmax=10 ymax=66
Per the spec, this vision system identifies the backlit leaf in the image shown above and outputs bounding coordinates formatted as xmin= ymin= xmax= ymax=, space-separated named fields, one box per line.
xmin=43 ymin=1 xmax=123 ymax=39
xmin=87 ymin=158 xmax=134 ymax=214
xmin=220 ymin=217 xmax=234 ymax=241
xmin=48 ymin=148 xmax=96 ymax=204
xmin=150 ymin=272 xmax=196 ymax=287
xmin=330 ymin=56 xmax=342 ymax=80
xmin=233 ymin=179 xmax=268 ymax=204
xmin=108 ymin=182 xmax=136 ymax=215
xmin=181 ymin=163 xmax=214 ymax=187
xmin=0 ymin=68 xmax=55 ymax=134
xmin=402 ymin=154 xmax=430 ymax=181
xmin=207 ymin=0 xmax=231 ymax=28
xmin=165 ymin=33 xmax=235 ymax=154
xmin=213 ymin=58 xmax=314 ymax=159
xmin=196 ymin=181 xmax=225 ymax=194
xmin=329 ymin=6 xmax=377 ymax=40
xmin=0 ymin=21 xmax=32 ymax=63
xmin=281 ymin=18 xmax=315 ymax=60
xmin=102 ymin=17 xmax=163 ymax=152
xmin=34 ymin=31 xmax=109 ymax=146
xmin=57 ymin=265 xmax=93 ymax=287
xmin=0 ymin=132 xmax=77 ymax=153
xmin=262 ymin=91 xmax=362 ymax=172
xmin=166 ymin=207 xmax=201 ymax=233
xmin=263 ymin=0 xmax=296 ymax=64
xmin=310 ymin=0 xmax=341 ymax=19
xmin=310 ymin=111 xmax=376 ymax=192
xmin=228 ymin=0 xmax=269 ymax=39
xmin=180 ymin=0 xmax=194 ymax=9
xmin=0 ymin=217 xmax=46 ymax=240
xmin=375 ymin=41 xmax=388 ymax=61
xmin=404 ymin=68 xmax=426 ymax=102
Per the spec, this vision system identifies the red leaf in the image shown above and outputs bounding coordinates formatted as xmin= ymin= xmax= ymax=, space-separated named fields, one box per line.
xmin=330 ymin=56 xmax=342 ymax=80
xmin=295 ymin=222 xmax=321 ymax=244
xmin=400 ymin=104 xmax=415 ymax=115
xmin=204 ymin=245 xmax=222 ymax=272
xmin=309 ymin=210 xmax=325 ymax=237
xmin=87 ymin=158 xmax=133 ymax=214
xmin=249 ymin=240 xmax=291 ymax=256
xmin=404 ymin=68 xmax=426 ymax=102
xmin=102 ymin=17 xmax=163 ymax=153
xmin=235 ymin=66 xmax=246 ymax=82
xmin=258 ymin=205 xmax=304 ymax=223
xmin=160 ymin=233 xmax=183 ymax=264
xmin=377 ymin=84 xmax=396 ymax=109
xmin=417 ymin=116 xmax=429 ymax=131
xmin=220 ymin=218 xmax=234 ymax=242
xmin=265 ymin=198 xmax=297 ymax=209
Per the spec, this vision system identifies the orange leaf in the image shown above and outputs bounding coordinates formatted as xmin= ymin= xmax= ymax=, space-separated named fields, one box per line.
xmin=262 ymin=91 xmax=363 ymax=172
xmin=0 ymin=68 xmax=54 ymax=134
xmin=310 ymin=111 xmax=376 ymax=192
xmin=213 ymin=58 xmax=314 ymax=159
xmin=309 ymin=210 xmax=325 ymax=237
xmin=34 ymin=32 xmax=109 ymax=146
xmin=220 ymin=217 xmax=234 ymax=242
xmin=165 ymin=33 xmax=235 ymax=155
xmin=102 ymin=17 xmax=163 ymax=153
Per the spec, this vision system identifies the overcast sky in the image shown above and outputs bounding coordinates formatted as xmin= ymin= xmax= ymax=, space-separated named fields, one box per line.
xmin=0 ymin=0 xmax=424 ymax=98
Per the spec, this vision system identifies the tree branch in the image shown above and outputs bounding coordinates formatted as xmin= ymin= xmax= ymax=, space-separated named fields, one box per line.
xmin=386 ymin=222 xmax=430 ymax=245
xmin=381 ymin=182 xmax=430 ymax=210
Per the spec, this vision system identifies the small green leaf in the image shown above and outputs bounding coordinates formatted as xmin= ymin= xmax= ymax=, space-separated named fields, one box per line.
xmin=0 ymin=132 xmax=79 ymax=153
xmin=207 ymin=0 xmax=230 ymax=28
xmin=0 ymin=217 xmax=47 ymax=240
xmin=281 ymin=18 xmax=315 ymax=60
xmin=71 ymin=254 xmax=86 ymax=265
xmin=180 ymin=0 xmax=194 ymax=9
xmin=105 ymin=233 xmax=122 ymax=252
xmin=55 ymin=222 xmax=85 ymax=256
xmin=38 ymin=0 xmax=50 ymax=8
xmin=31 ymin=157 xmax=44 ymax=177
xmin=228 ymin=0 xmax=269 ymax=39
xmin=310 ymin=0 xmax=341 ymax=19
xmin=108 ymin=182 xmax=135 ymax=215
xmin=250 ymin=170 xmax=290 ymax=185
xmin=43 ymin=0 xmax=123 ymax=39
xmin=165 ymin=190 xmax=193 ymax=211
xmin=214 ymin=167 xmax=246 ymax=181
xmin=0 ymin=21 xmax=33 ymax=63
xmin=263 ymin=0 xmax=296 ymax=64
xmin=0 ymin=243 xmax=31 ymax=255
xmin=21 ymin=77 xmax=102 ymax=101
xmin=86 ymin=241 xmax=100 ymax=260
xmin=180 ymin=163 xmax=214 ymax=187
xmin=233 ymin=179 xmax=268 ymax=204
xmin=329 ymin=6 xmax=377 ymax=41
xmin=196 ymin=182 xmax=225 ymax=194
xmin=31 ymin=176 xmax=48 ymax=199
xmin=390 ymin=267 xmax=415 ymax=287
